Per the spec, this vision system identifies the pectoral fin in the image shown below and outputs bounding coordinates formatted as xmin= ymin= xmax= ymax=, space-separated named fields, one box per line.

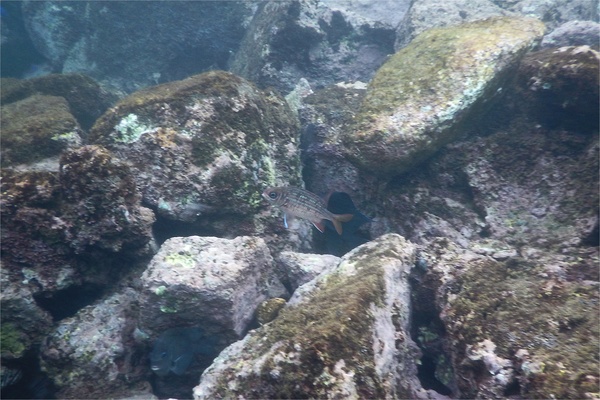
xmin=283 ymin=213 xmax=288 ymax=228
xmin=312 ymin=220 xmax=325 ymax=233
xmin=171 ymin=354 xmax=194 ymax=375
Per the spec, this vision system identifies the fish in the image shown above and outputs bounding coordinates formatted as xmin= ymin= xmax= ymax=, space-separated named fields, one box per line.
xmin=262 ymin=186 xmax=353 ymax=235
xmin=150 ymin=327 xmax=218 ymax=377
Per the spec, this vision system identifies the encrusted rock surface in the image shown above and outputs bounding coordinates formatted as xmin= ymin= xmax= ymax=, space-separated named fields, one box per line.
xmin=0 ymin=73 xmax=117 ymax=130
xmin=230 ymin=0 xmax=408 ymax=95
xmin=89 ymin=70 xmax=306 ymax=251
xmin=0 ymin=94 xmax=82 ymax=167
xmin=39 ymin=288 xmax=151 ymax=399
xmin=395 ymin=0 xmax=512 ymax=50
xmin=541 ymin=20 xmax=600 ymax=48
xmin=193 ymin=234 xmax=444 ymax=399
xmin=414 ymin=238 xmax=599 ymax=398
xmin=396 ymin=0 xmax=597 ymax=49
xmin=0 ymin=145 xmax=155 ymax=370
xmin=343 ymin=16 xmax=546 ymax=177
xmin=138 ymin=235 xmax=287 ymax=340
xmin=515 ymin=45 xmax=599 ymax=133
xmin=59 ymin=145 xmax=156 ymax=254
xmin=275 ymin=251 xmax=341 ymax=291
xmin=0 ymin=272 xmax=53 ymax=360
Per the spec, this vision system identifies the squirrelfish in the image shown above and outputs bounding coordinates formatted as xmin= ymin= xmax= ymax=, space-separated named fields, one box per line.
xmin=262 ymin=186 xmax=353 ymax=235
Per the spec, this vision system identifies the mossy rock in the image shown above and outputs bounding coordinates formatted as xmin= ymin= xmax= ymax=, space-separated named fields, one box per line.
xmin=0 ymin=73 xmax=117 ymax=130
xmin=0 ymin=94 xmax=82 ymax=167
xmin=343 ymin=16 xmax=545 ymax=176
xmin=194 ymin=234 xmax=419 ymax=399
xmin=86 ymin=70 xmax=301 ymax=226
xmin=444 ymin=255 xmax=599 ymax=398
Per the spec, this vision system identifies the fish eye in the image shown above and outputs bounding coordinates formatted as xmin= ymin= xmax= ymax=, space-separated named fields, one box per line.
xmin=268 ymin=192 xmax=278 ymax=199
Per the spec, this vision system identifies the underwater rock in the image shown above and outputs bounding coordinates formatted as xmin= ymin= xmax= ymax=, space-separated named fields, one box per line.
xmin=498 ymin=0 xmax=599 ymax=31
xmin=1 ymin=146 xmax=156 ymax=389
xmin=137 ymin=235 xmax=287 ymax=341
xmin=0 ymin=280 xmax=53 ymax=361
xmin=379 ymin=115 xmax=598 ymax=251
xmin=0 ymin=94 xmax=82 ymax=168
xmin=276 ymin=251 xmax=340 ymax=292
xmin=89 ymin=70 xmax=305 ymax=251
xmin=0 ymin=73 xmax=117 ymax=130
xmin=21 ymin=2 xmax=253 ymax=93
xmin=343 ymin=16 xmax=545 ymax=177
xmin=298 ymin=84 xmax=369 ymax=200
xmin=256 ymin=298 xmax=287 ymax=325
xmin=229 ymin=0 xmax=407 ymax=95
xmin=541 ymin=20 xmax=600 ymax=48
xmin=394 ymin=0 xmax=512 ymax=50
xmin=515 ymin=45 xmax=599 ymax=133
xmin=39 ymin=288 xmax=152 ymax=399
xmin=193 ymin=234 xmax=444 ymax=399
xmin=417 ymin=238 xmax=599 ymax=398
xmin=59 ymin=145 xmax=156 ymax=255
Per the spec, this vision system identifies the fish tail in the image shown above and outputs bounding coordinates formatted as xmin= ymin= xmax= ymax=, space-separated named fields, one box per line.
xmin=332 ymin=214 xmax=353 ymax=235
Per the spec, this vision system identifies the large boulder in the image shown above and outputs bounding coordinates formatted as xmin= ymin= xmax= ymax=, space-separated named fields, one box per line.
xmin=396 ymin=0 xmax=597 ymax=49
xmin=514 ymin=45 xmax=599 ymax=133
xmin=137 ymin=235 xmax=287 ymax=341
xmin=0 ymin=94 xmax=82 ymax=168
xmin=0 ymin=73 xmax=117 ymax=131
xmin=89 ymin=71 xmax=305 ymax=250
xmin=229 ymin=0 xmax=408 ymax=94
xmin=193 ymin=234 xmax=443 ymax=399
xmin=541 ymin=20 xmax=600 ymax=48
xmin=39 ymin=288 xmax=152 ymax=399
xmin=59 ymin=145 xmax=156 ymax=255
xmin=414 ymin=238 xmax=599 ymax=398
xmin=342 ymin=16 xmax=546 ymax=177
xmin=395 ymin=0 xmax=512 ymax=50
xmin=21 ymin=1 xmax=253 ymax=93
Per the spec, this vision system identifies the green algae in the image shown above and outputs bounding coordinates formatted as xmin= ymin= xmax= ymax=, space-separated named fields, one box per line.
xmin=1 ymin=323 xmax=26 ymax=358
xmin=113 ymin=113 xmax=152 ymax=143
xmin=164 ymin=252 xmax=196 ymax=269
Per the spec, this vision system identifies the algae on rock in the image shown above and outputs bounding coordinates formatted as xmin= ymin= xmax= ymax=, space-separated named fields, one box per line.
xmin=194 ymin=234 xmax=438 ymax=399
xmin=343 ymin=16 xmax=545 ymax=176
xmin=89 ymin=71 xmax=303 ymax=245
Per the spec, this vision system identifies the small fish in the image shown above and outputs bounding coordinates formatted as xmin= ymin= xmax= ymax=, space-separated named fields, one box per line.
xmin=150 ymin=327 xmax=217 ymax=376
xmin=262 ymin=186 xmax=353 ymax=234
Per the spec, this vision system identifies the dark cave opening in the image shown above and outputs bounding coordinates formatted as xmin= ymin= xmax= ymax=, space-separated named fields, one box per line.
xmin=417 ymin=355 xmax=453 ymax=396
xmin=409 ymin=259 xmax=456 ymax=396
xmin=33 ymin=283 xmax=105 ymax=322
xmin=152 ymin=216 xmax=218 ymax=247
